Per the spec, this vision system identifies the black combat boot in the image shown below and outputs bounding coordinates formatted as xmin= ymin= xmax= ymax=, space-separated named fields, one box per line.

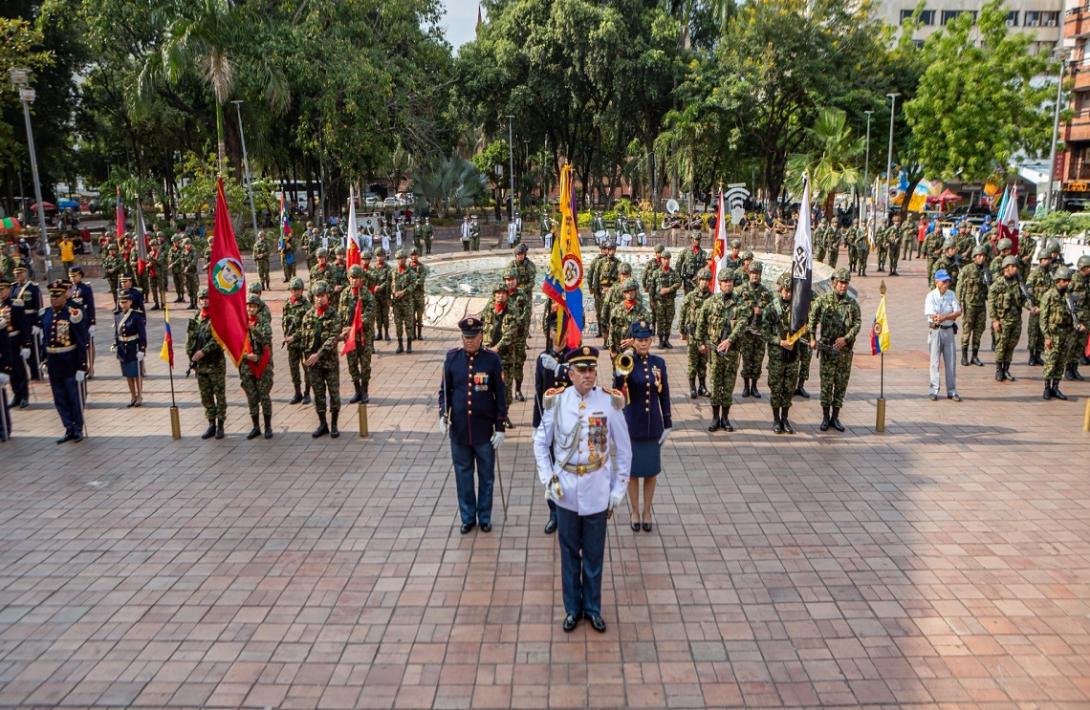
xmin=360 ymin=386 xmax=370 ymax=404
xmin=515 ymin=380 xmax=524 ymax=401
xmin=349 ymin=383 xmax=362 ymax=404
xmin=689 ymin=377 xmax=697 ymax=399
xmin=312 ymin=413 xmax=329 ymax=438
xmin=1052 ymin=379 xmax=1069 ymax=401
xmin=750 ymin=378 xmax=762 ymax=399
xmin=1073 ymin=364 xmax=1085 ymax=381
xmin=721 ymin=406 xmax=734 ymax=432
xmin=697 ymin=375 xmax=709 ymax=397
xmin=406 ymin=336 xmax=413 ymax=353
xmin=384 ymin=326 xmax=391 ymax=342
xmin=995 ymin=363 xmax=1005 ymax=382
xmin=772 ymin=407 xmax=783 ymax=434
xmin=961 ymin=346 xmax=969 ymax=367
xmin=1004 ymin=362 xmax=1016 ymax=382
xmin=707 ymin=406 xmax=722 ymax=432
xmin=781 ymin=406 xmax=795 ymax=434
xmin=302 ymin=387 xmax=311 ymax=405
xmin=830 ymin=407 xmax=845 ymax=432
xmin=201 ymin=419 xmax=217 ymax=439
xmin=290 ymin=385 xmax=303 ymax=405
xmin=741 ymin=378 xmax=752 ymax=397
xmin=246 ymin=414 xmax=261 ymax=440
xmin=214 ymin=418 xmax=225 ymax=439
xmin=396 ymin=337 xmax=404 ymax=354
xmin=795 ymin=379 xmax=810 ymax=398
xmin=263 ymin=410 xmax=273 ymax=439
xmin=971 ymin=348 xmax=983 ymax=366
xmin=1043 ymin=381 xmax=1053 ymax=400
xmin=663 ymin=337 xmax=672 ymax=349
xmin=330 ymin=409 xmax=340 ymax=438
xmin=820 ymin=406 xmax=831 ymax=431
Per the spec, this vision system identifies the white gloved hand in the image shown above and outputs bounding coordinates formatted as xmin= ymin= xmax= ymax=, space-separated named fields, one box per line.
xmin=20 ymin=348 xmax=30 ymax=360
xmin=608 ymin=490 xmax=626 ymax=511
xmin=75 ymin=371 xmax=86 ymax=383
xmin=136 ymin=351 xmax=145 ymax=361
xmin=0 ymin=373 xmax=9 ymax=386
xmin=490 ymin=431 xmax=505 ymax=449
xmin=659 ymin=427 xmax=671 ymax=445
xmin=438 ymin=415 xmax=448 ymax=435
xmin=539 ymin=353 xmax=559 ymax=374
xmin=90 ymin=324 xmax=96 ymax=336
xmin=32 ymin=326 xmax=41 ymax=337
xmin=544 ymin=479 xmax=562 ymax=503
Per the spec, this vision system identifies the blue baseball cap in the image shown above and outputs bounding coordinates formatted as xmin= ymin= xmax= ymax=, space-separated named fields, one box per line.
xmin=934 ymin=269 xmax=951 ymax=282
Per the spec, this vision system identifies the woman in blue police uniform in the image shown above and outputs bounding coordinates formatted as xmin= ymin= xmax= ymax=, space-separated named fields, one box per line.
xmin=41 ymin=280 xmax=88 ymax=443
xmin=114 ymin=289 xmax=147 ymax=407
xmin=438 ymin=316 xmax=507 ymax=534
xmin=614 ymin=320 xmax=671 ymax=532
xmin=532 ymin=315 xmax=573 ymax=535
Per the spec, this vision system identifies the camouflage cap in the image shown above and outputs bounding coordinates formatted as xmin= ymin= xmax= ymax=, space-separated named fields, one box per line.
xmin=311 ymin=280 xmax=330 ymax=296
xmin=997 ymin=238 xmax=1012 ymax=251
xmin=1078 ymin=255 xmax=1090 ymax=269
xmin=1054 ymin=265 xmax=1074 ymax=280
xmin=502 ymin=267 xmax=517 ymax=279
xmin=653 ymin=243 xmax=665 ymax=254
xmin=493 ymin=282 xmax=507 ymax=294
xmin=1001 ymin=255 xmax=1020 ymax=268
xmin=717 ymin=268 xmax=734 ymax=282
xmin=289 ymin=277 xmax=305 ymax=290
xmin=742 ymin=250 xmax=754 ymax=260
xmin=622 ymin=278 xmax=638 ymax=292
xmin=362 ymin=250 xmax=373 ymax=259
xmin=776 ymin=272 xmax=791 ymax=290
xmin=832 ymin=267 xmax=851 ymax=283
xmin=1048 ymin=240 xmax=1062 ymax=255
xmin=316 ymin=247 xmax=329 ymax=258
xmin=698 ymin=268 xmax=712 ymax=280
xmin=661 ymin=249 xmax=671 ymax=259
xmin=246 ymin=293 xmax=261 ymax=305
xmin=730 ymin=239 xmax=742 ymax=249
xmin=374 ymin=247 xmax=386 ymax=257
xmin=248 ymin=281 xmax=263 ymax=295
xmin=395 ymin=249 xmax=407 ymax=259
xmin=197 ymin=287 xmax=209 ymax=298
xmin=971 ymin=245 xmax=988 ymax=257
xmin=748 ymin=261 xmax=763 ymax=273
xmin=348 ymin=265 xmax=364 ymax=278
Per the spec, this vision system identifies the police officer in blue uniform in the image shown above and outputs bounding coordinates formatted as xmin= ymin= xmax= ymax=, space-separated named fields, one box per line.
xmin=114 ymin=288 xmax=147 ymax=407
xmin=614 ymin=320 xmax=671 ymax=532
xmin=0 ymin=276 xmax=31 ymax=409
xmin=438 ymin=316 xmax=508 ymax=534
xmin=533 ymin=315 xmax=573 ymax=535
xmin=41 ymin=280 xmax=88 ymax=443
xmin=68 ymin=266 xmax=96 ymax=377
xmin=119 ymin=273 xmax=145 ymax=314
xmin=12 ymin=261 xmax=42 ymax=381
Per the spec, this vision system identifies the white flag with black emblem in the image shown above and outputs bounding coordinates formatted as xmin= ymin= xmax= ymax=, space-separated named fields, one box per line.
xmin=790 ymin=175 xmax=813 ymax=334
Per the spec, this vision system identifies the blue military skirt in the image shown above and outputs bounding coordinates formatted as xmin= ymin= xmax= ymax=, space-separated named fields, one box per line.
xmin=630 ymin=438 xmax=661 ymax=478
xmin=120 ymin=358 xmax=139 ymax=378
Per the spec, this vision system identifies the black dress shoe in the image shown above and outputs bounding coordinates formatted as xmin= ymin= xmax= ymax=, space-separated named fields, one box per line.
xmin=631 ymin=520 xmax=640 ymax=532
xmin=480 ymin=523 xmax=492 ymax=533
xmin=641 ymin=521 xmax=652 ymax=532
xmin=544 ymin=518 xmax=558 ymax=535
xmin=562 ymin=614 xmax=579 ymax=632
xmin=460 ymin=522 xmax=476 ymax=535
xmin=56 ymin=431 xmax=76 ymax=444
xmin=588 ymin=614 xmax=607 ymax=633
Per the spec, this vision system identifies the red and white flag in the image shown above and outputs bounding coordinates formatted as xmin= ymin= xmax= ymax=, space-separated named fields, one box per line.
xmin=346 ymin=186 xmax=362 ymax=269
xmin=997 ymin=184 xmax=1020 ymax=254
xmin=710 ymin=190 xmax=729 ymax=292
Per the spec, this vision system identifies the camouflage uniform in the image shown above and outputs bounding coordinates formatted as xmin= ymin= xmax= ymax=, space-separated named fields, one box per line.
xmin=1025 ymin=261 xmax=1054 ymax=365
xmin=900 ymin=219 xmax=917 ymax=261
xmin=602 ymin=263 xmax=635 ymax=335
xmin=339 ymin=274 xmax=376 ymax=403
xmin=762 ymin=273 xmax=801 ymax=432
xmin=409 ymin=254 xmax=427 ymax=339
xmin=169 ymin=238 xmax=186 ymax=302
xmin=885 ymin=221 xmax=902 ymax=275
xmin=875 ymin=223 xmax=892 ymax=271
xmin=301 ymin=282 xmax=342 ymax=435
xmin=678 ymin=271 xmax=712 ymax=396
xmin=310 ymin=253 xmax=340 ymax=306
xmin=674 ymin=240 xmax=708 ymax=294
xmin=102 ymin=247 xmax=124 ymax=310
xmin=695 ymin=274 xmax=746 ymax=431
xmin=654 ymin=258 xmax=681 ymax=347
xmin=988 ymin=257 xmax=1027 ymax=381
xmin=1039 ymin=267 xmax=1078 ymax=399
xmin=922 ymin=229 xmax=945 ymax=279
xmin=826 ymin=227 xmax=842 ymax=268
xmin=641 ymin=247 xmax=663 ymax=311
xmin=808 ymin=270 xmax=861 ymax=430
xmin=371 ymin=256 xmax=393 ymax=341
xmin=186 ymin=298 xmax=226 ymax=435
xmin=853 ymin=228 xmax=870 ymax=277
xmin=282 ymin=281 xmax=312 ymax=403
xmin=813 ymin=221 xmax=829 ymax=263
xmin=240 ymin=296 xmax=274 ymax=434
xmin=182 ymin=244 xmax=199 ymax=307
xmin=735 ymin=267 xmax=772 ymax=396
xmin=152 ymin=237 xmax=170 ymax=307
xmin=930 ymin=245 xmax=962 ymax=289
xmin=608 ymin=281 xmax=651 ymax=355
xmin=1070 ymin=257 xmax=1090 ymax=374
xmin=594 ymin=251 xmax=619 ymax=340
xmin=253 ymin=231 xmax=271 ymax=289
xmin=391 ymin=253 xmax=417 ymax=351
xmin=482 ymin=287 xmax=521 ymax=408
xmin=954 ymin=249 xmax=990 ymax=366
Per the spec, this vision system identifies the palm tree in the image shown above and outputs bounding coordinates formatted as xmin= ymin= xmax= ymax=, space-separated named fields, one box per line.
xmin=786 ymin=108 xmax=864 ymax=217
xmin=413 ymin=156 xmax=488 ymax=216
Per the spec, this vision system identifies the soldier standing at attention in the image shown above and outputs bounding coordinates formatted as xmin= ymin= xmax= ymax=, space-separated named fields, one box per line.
xmin=679 ymin=268 xmax=712 ymax=398
xmin=696 ymin=270 xmax=745 ymax=432
xmin=826 ymin=225 xmax=842 ymax=269
xmin=808 ymin=268 xmax=861 ymax=433
xmin=603 ymin=262 xmax=638 ymax=330
xmin=409 ymin=248 xmax=427 ymax=340
xmin=853 ymin=224 xmax=870 ymax=277
xmin=482 ymin=283 xmax=520 ymax=418
xmin=280 ymin=228 xmax=297 ymax=282
xmin=497 ymin=269 xmax=530 ymax=401
xmin=1039 ymin=266 xmax=1083 ymax=400
xmin=885 ymin=213 xmax=903 ymax=276
xmin=114 ymin=289 xmax=146 ymax=408
xmin=282 ymin=277 xmax=311 ymax=405
xmin=642 ymin=245 xmax=665 ymax=308
xmin=609 ymin=279 xmax=651 ymax=356
xmin=187 ymin=287 xmax=226 ymax=440
xmin=1025 ymin=250 xmax=1054 ymax=367
xmin=371 ymin=248 xmax=393 ymax=342
xmin=301 ymin=280 xmax=342 ymax=438
xmin=1069 ymin=255 xmax=1090 ymax=380
xmin=340 ymin=265 xmax=376 ymax=404
xmin=736 ymin=262 xmax=772 ymax=398
xmin=762 ymin=273 xmax=800 ymax=433
xmin=989 ymin=255 xmax=1028 ymax=382
xmin=469 ymin=215 xmax=481 ymax=251
xmin=594 ymin=241 xmax=620 ymax=345
xmin=654 ymin=250 xmax=681 ymax=349
xmin=439 ymin=316 xmax=507 ymax=534
xmin=675 ymin=233 xmax=707 ymax=295
xmin=814 ymin=218 xmax=828 ymax=263
xmin=241 ymin=293 xmax=275 ymax=439
xmin=103 ymin=243 xmax=124 ymax=313
xmin=391 ymin=249 xmax=416 ymax=353
xmin=534 ymin=345 xmax=630 ymax=632
xmin=182 ymin=238 xmax=200 ymax=308
xmin=253 ymin=230 xmax=271 ymax=290
xmin=42 ymin=280 xmax=88 ymax=444
xmin=955 ymin=245 xmax=990 ymax=367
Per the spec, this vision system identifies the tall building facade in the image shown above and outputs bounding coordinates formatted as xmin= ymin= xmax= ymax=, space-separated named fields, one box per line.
xmin=1059 ymin=0 xmax=1090 ymax=209
xmin=875 ymin=0 xmax=1063 ymax=52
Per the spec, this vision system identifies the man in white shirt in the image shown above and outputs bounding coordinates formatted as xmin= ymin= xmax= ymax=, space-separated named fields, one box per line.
xmin=534 ymin=345 xmax=631 ymax=633
xmin=925 ymin=268 xmax=962 ymax=401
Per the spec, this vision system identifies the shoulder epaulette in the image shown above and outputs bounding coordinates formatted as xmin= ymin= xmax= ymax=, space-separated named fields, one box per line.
xmin=600 ymin=386 xmax=625 ymax=410
xmin=543 ymin=385 xmax=566 ymax=410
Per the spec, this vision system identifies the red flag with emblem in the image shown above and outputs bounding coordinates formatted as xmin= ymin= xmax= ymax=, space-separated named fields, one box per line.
xmin=208 ymin=178 xmax=250 ymax=366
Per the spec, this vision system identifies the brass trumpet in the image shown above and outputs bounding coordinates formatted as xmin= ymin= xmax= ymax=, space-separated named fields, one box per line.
xmin=614 ymin=349 xmax=635 ymax=376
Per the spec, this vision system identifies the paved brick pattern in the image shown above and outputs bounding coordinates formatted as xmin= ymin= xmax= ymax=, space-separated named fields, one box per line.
xmin=1 ymin=246 xmax=1089 ymax=708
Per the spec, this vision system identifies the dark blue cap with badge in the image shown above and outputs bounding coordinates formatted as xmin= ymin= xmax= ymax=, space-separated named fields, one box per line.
xmin=459 ymin=316 xmax=484 ymax=336
xmin=628 ymin=320 xmax=654 ymax=339
xmin=567 ymin=345 xmax=599 ymax=368
xmin=46 ymin=279 xmax=68 ymax=295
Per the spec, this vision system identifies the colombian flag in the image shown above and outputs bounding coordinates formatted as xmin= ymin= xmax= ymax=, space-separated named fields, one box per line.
xmin=542 ymin=164 xmax=584 ymax=349
xmin=871 ymin=292 xmax=890 ymax=355
xmin=160 ymin=308 xmax=174 ymax=367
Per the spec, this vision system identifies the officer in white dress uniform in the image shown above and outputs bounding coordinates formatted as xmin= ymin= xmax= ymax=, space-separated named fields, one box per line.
xmin=533 ymin=345 xmax=632 ymax=633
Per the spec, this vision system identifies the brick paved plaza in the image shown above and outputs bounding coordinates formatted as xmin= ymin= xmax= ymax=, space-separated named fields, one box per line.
xmin=1 ymin=246 xmax=1089 ymax=709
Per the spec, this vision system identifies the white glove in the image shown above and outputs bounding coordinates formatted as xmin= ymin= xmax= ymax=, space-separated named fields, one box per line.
xmin=659 ymin=427 xmax=671 ymax=445
xmin=438 ymin=415 xmax=448 ymax=435
xmin=0 ymin=373 xmax=9 ymax=386
xmin=490 ymin=431 xmax=505 ymax=449
xmin=20 ymin=348 xmax=30 ymax=360
xmin=539 ymin=353 xmax=559 ymax=374
xmin=136 ymin=351 xmax=145 ymax=361
xmin=544 ymin=478 xmax=562 ymax=503
xmin=75 ymin=371 xmax=86 ymax=383
xmin=32 ymin=326 xmax=41 ymax=337
xmin=608 ymin=490 xmax=626 ymax=511
xmin=90 ymin=324 xmax=96 ymax=336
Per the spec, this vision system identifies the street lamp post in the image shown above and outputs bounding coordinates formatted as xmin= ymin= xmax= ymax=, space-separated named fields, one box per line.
xmin=1046 ymin=51 xmax=1067 ymax=212
xmin=231 ymin=100 xmax=259 ymax=235
xmin=885 ymin=93 xmax=899 ymax=223
xmin=10 ymin=68 xmax=50 ymax=277
xmin=863 ymin=109 xmax=873 ymax=223
xmin=507 ymin=115 xmax=515 ymax=221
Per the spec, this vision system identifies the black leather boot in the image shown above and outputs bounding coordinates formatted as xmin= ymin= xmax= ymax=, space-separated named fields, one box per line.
xmin=689 ymin=377 xmax=697 ymax=399
xmin=662 ymin=337 xmax=672 ymax=349
xmin=263 ymin=410 xmax=273 ymax=439
xmin=697 ymin=375 xmax=709 ymax=397
xmin=995 ymin=363 xmax=1004 ymax=382
xmin=750 ymin=378 xmax=761 ymax=399
xmin=290 ymin=386 xmax=303 ymax=405
xmin=406 ymin=336 xmax=413 ymax=353
xmin=971 ymin=348 xmax=983 ymax=366
xmin=1043 ymin=381 xmax=1053 ymax=400
xmin=707 ymin=406 xmax=721 ymax=432
xmin=246 ymin=414 xmax=261 ymax=440
xmin=1073 ymin=364 xmax=1085 ymax=381
xmin=360 ymin=386 xmax=369 ymax=404
xmin=772 ymin=407 xmax=783 ymax=434
xmin=384 ymin=326 xmax=391 ymax=342
xmin=820 ymin=406 xmax=831 ymax=431
xmin=215 ymin=418 xmax=225 ymax=439
xmin=830 ymin=407 xmax=845 ymax=432
xmin=330 ymin=409 xmax=340 ymax=438
xmin=795 ymin=381 xmax=810 ymax=398
xmin=742 ymin=378 xmax=752 ymax=397
xmin=312 ymin=413 xmax=329 ymax=438
xmin=396 ymin=337 xmax=404 ymax=354
xmin=781 ymin=406 xmax=794 ymax=434
xmin=1051 ymin=380 xmax=1068 ymax=401
xmin=349 ymin=383 xmax=362 ymax=404
xmin=302 ymin=387 xmax=311 ymax=404
xmin=201 ymin=419 xmax=216 ymax=440
xmin=722 ymin=406 xmax=734 ymax=432
xmin=1004 ymin=362 xmax=1016 ymax=382
xmin=961 ymin=347 xmax=969 ymax=367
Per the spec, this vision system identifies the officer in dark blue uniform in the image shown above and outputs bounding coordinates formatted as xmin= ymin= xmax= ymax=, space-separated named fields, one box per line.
xmin=614 ymin=320 xmax=672 ymax=532
xmin=119 ymin=273 xmax=145 ymax=314
xmin=12 ymin=261 xmax=42 ymax=381
xmin=41 ymin=280 xmax=88 ymax=443
xmin=68 ymin=266 xmax=96 ymax=377
xmin=438 ymin=316 xmax=507 ymax=534
xmin=0 ymin=276 xmax=31 ymax=409
xmin=0 ymin=301 xmax=13 ymax=440
xmin=533 ymin=315 xmax=573 ymax=535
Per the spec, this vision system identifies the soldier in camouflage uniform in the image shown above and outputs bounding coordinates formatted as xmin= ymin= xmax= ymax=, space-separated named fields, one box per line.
xmin=695 ymin=270 xmax=745 ymax=432
xmin=675 ymin=233 xmax=708 ymax=295
xmin=169 ymin=236 xmax=186 ymax=303
xmin=875 ymin=219 xmax=892 ymax=272
xmin=201 ymin=235 xmax=213 ymax=265
xmin=930 ymin=239 xmax=961 ymax=289
xmin=654 ymin=250 xmax=681 ymax=348
xmin=814 ymin=219 xmax=829 ymax=263
xmin=736 ymin=262 xmax=772 ymax=397
xmin=608 ymin=279 xmax=651 ymax=356
xmin=246 ymin=281 xmax=272 ymax=329
xmin=181 ymin=239 xmax=200 ymax=308
xmin=1024 ymin=250 xmax=1054 ymax=366
xmin=186 ymin=287 xmax=226 ymax=440
xmin=641 ymin=246 xmax=663 ymax=315
xmin=340 ymin=265 xmax=376 ymax=404
xmin=989 ymin=238 xmax=1014 ymax=279
xmin=253 ymin=230 xmax=271 ymax=290
xmin=1017 ymin=233 xmax=1037 ymax=280
xmin=808 ymin=268 xmax=861 ymax=432
xmin=310 ymin=248 xmax=338 ymax=306
xmin=826 ymin=226 xmax=842 ymax=268
xmin=679 ymin=268 xmax=712 ymax=398
xmin=734 ymin=252 xmax=754 ymax=286
xmin=511 ymin=243 xmax=536 ymax=295
xmin=900 ymin=215 xmax=917 ymax=261
xmin=409 ymin=248 xmax=427 ymax=340
xmin=371 ymin=248 xmax=393 ymax=342
xmin=152 ymin=234 xmax=170 ymax=308
xmin=763 ymin=272 xmax=801 ymax=434
xmin=102 ymin=244 xmax=124 ymax=313
xmin=955 ymin=245 xmax=990 ymax=367
xmin=725 ymin=239 xmax=744 ymax=273
xmin=1039 ymin=266 xmax=1083 ymax=400
xmin=391 ymin=249 xmax=417 ymax=353
xmin=1069 ymin=254 xmax=1090 ymax=379
xmin=853 ymin=225 xmax=870 ymax=277
xmin=282 ymin=277 xmax=312 ymax=404
xmin=301 ymin=280 xmax=342 ymax=438
xmin=482 ymin=283 xmax=520 ymax=414
xmin=602 ymin=261 xmax=633 ymax=335
xmin=593 ymin=242 xmax=620 ymax=343
xmin=922 ymin=224 xmax=945 ymax=279
xmin=241 ymin=293 xmax=275 ymax=439
xmin=499 ymin=269 xmax=531 ymax=400
xmin=988 ymin=255 xmax=1027 ymax=382
xmin=419 ymin=216 xmax=434 ymax=255
xmin=885 ymin=214 xmax=903 ymax=276
xmin=954 ymin=222 xmax=975 ymax=261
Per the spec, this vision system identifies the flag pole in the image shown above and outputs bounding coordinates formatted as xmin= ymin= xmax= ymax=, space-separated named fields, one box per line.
xmin=166 ymin=307 xmax=181 ymax=439
xmin=876 ymin=280 xmax=887 ymax=433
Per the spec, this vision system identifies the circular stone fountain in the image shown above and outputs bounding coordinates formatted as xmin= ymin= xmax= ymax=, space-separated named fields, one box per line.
xmin=421 ymin=247 xmax=836 ymax=330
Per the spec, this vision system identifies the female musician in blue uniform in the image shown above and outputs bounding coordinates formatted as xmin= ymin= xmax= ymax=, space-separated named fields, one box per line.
xmin=114 ymin=289 xmax=147 ymax=407
xmin=614 ymin=320 xmax=671 ymax=532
